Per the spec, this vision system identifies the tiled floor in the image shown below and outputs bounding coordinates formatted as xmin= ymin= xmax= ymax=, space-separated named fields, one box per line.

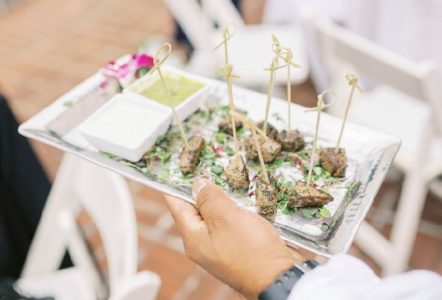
xmin=1 ymin=0 xmax=441 ymax=299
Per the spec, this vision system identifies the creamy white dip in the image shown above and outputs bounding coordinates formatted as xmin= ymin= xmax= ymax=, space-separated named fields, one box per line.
xmin=85 ymin=98 xmax=167 ymax=149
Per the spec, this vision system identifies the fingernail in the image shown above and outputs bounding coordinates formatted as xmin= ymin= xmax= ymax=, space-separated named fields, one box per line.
xmin=192 ymin=176 xmax=208 ymax=200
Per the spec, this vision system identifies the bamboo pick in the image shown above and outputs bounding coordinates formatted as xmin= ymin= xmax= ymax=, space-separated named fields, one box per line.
xmin=214 ymin=24 xmax=236 ymax=64
xmin=287 ymin=52 xmax=292 ymax=130
xmin=230 ymin=110 xmax=267 ymax=138
xmin=263 ymin=56 xmax=282 ymax=134
xmin=229 ymin=110 xmax=270 ymax=184
xmin=150 ymin=43 xmax=189 ymax=148
xmin=335 ymin=73 xmax=363 ymax=152
xmin=215 ymin=25 xmax=240 ymax=155
xmin=218 ymin=64 xmax=240 ymax=152
xmin=252 ymin=127 xmax=270 ymax=184
xmin=271 ymin=35 xmax=301 ymax=131
xmin=305 ymin=91 xmax=335 ymax=186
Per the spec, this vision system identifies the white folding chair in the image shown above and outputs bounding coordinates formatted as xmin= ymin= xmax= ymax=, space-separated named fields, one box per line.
xmin=304 ymin=13 xmax=442 ymax=275
xmin=16 ymin=153 xmax=161 ymax=300
xmin=165 ymin=0 xmax=309 ymax=88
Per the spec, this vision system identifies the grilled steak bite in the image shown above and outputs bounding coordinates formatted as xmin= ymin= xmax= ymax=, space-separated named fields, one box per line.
xmin=244 ymin=136 xmax=281 ymax=163
xmin=225 ymin=154 xmax=250 ymax=191
xmin=319 ymin=147 xmax=347 ymax=177
xmin=179 ymin=136 xmax=205 ymax=174
xmin=257 ymin=121 xmax=278 ymax=140
xmin=255 ymin=177 xmax=278 ymax=222
xmin=287 ymin=182 xmax=333 ymax=209
xmin=218 ymin=117 xmax=243 ymax=136
xmin=277 ymin=129 xmax=305 ymax=152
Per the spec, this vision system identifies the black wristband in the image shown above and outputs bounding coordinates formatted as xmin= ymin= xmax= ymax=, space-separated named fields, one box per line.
xmin=258 ymin=260 xmax=318 ymax=300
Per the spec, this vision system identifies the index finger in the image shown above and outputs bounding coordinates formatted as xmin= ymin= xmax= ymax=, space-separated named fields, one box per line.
xmin=165 ymin=196 xmax=207 ymax=238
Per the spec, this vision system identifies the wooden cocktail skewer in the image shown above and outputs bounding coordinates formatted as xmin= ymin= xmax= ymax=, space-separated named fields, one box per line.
xmin=263 ymin=55 xmax=286 ymax=134
xmin=305 ymin=91 xmax=335 ymax=186
xmin=335 ymin=73 xmax=363 ymax=152
xmin=214 ymin=24 xmax=236 ymax=64
xmin=271 ymin=35 xmax=301 ymax=131
xmin=149 ymin=43 xmax=189 ymax=148
xmin=230 ymin=111 xmax=270 ymax=184
xmin=218 ymin=64 xmax=240 ymax=152
xmin=215 ymin=25 xmax=240 ymax=154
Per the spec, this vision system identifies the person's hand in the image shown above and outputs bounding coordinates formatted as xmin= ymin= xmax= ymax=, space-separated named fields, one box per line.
xmin=165 ymin=177 xmax=305 ymax=299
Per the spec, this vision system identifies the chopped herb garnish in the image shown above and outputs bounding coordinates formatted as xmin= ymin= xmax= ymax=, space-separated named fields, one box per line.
xmin=211 ymin=165 xmax=224 ymax=176
xmin=300 ymin=207 xmax=331 ymax=219
xmin=215 ymin=132 xmax=227 ymax=143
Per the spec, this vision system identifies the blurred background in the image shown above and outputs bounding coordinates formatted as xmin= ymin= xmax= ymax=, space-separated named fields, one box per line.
xmin=0 ymin=0 xmax=441 ymax=299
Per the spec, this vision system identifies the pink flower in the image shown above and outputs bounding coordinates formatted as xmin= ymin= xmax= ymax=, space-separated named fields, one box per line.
xmin=135 ymin=54 xmax=154 ymax=69
xmin=99 ymin=53 xmax=154 ymax=93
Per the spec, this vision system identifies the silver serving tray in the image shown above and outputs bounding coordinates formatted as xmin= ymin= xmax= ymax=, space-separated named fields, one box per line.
xmin=19 ymin=66 xmax=400 ymax=257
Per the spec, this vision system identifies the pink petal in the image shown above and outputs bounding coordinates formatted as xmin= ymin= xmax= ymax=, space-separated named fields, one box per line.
xmin=136 ymin=54 xmax=154 ymax=68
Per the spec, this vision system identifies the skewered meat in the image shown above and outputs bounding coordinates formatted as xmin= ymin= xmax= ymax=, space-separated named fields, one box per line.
xmin=319 ymin=147 xmax=347 ymax=177
xmin=276 ymin=129 xmax=305 ymax=152
xmin=225 ymin=154 xmax=250 ymax=191
xmin=255 ymin=177 xmax=277 ymax=222
xmin=287 ymin=182 xmax=333 ymax=209
xmin=179 ymin=136 xmax=205 ymax=174
xmin=244 ymin=135 xmax=281 ymax=163
xmin=218 ymin=117 xmax=243 ymax=136
xmin=257 ymin=121 xmax=278 ymax=140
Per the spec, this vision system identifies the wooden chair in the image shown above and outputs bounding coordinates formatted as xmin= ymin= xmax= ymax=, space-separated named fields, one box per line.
xmin=16 ymin=154 xmax=161 ymax=299
xmin=304 ymin=12 xmax=442 ymax=275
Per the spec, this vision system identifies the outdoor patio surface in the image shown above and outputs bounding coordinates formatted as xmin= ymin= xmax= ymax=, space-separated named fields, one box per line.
xmin=0 ymin=1 xmax=441 ymax=299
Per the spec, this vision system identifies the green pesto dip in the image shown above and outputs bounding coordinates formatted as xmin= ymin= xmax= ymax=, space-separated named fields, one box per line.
xmin=140 ymin=75 xmax=204 ymax=107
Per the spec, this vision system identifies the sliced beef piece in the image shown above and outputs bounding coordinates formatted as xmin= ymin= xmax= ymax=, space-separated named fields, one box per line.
xmin=244 ymin=136 xmax=281 ymax=163
xmin=218 ymin=116 xmax=243 ymax=136
xmin=276 ymin=129 xmax=305 ymax=152
xmin=225 ymin=154 xmax=250 ymax=191
xmin=319 ymin=147 xmax=347 ymax=177
xmin=179 ymin=136 xmax=205 ymax=174
xmin=255 ymin=177 xmax=278 ymax=222
xmin=287 ymin=181 xmax=333 ymax=209
xmin=257 ymin=121 xmax=278 ymax=140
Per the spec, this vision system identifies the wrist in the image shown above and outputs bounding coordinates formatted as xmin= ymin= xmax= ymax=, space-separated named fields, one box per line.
xmin=258 ymin=260 xmax=319 ymax=300
xmin=246 ymin=257 xmax=295 ymax=299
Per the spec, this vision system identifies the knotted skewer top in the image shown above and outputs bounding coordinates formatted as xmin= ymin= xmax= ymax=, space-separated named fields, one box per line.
xmin=217 ymin=63 xmax=240 ymax=80
xmin=271 ymin=35 xmax=301 ymax=69
xmin=346 ymin=73 xmax=363 ymax=93
xmin=305 ymin=90 xmax=336 ymax=113
xmin=148 ymin=42 xmax=172 ymax=75
xmin=334 ymin=73 xmax=363 ymax=151
xmin=148 ymin=42 xmax=189 ymax=148
xmin=214 ymin=24 xmax=236 ymax=64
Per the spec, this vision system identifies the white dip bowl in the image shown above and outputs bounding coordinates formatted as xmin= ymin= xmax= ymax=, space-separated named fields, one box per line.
xmin=80 ymin=93 xmax=172 ymax=162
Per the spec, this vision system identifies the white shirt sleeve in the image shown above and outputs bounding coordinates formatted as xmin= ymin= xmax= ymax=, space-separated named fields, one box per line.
xmin=288 ymin=254 xmax=442 ymax=300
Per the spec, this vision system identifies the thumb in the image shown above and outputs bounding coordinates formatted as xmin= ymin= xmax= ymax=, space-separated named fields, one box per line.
xmin=193 ymin=177 xmax=238 ymax=226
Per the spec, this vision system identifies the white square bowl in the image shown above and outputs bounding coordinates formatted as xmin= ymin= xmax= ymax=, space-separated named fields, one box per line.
xmin=80 ymin=93 xmax=172 ymax=162
xmin=124 ymin=66 xmax=210 ymax=123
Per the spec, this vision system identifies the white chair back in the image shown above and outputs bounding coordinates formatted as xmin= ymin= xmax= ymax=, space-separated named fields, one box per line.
xmin=201 ymin=0 xmax=245 ymax=28
xmin=165 ymin=0 xmax=309 ymax=86
xmin=304 ymin=13 xmax=442 ymax=135
xmin=21 ymin=154 xmax=140 ymax=297
xmin=66 ymin=155 xmax=138 ymax=294
xmin=304 ymin=12 xmax=442 ymax=275
xmin=165 ymin=0 xmax=214 ymax=52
